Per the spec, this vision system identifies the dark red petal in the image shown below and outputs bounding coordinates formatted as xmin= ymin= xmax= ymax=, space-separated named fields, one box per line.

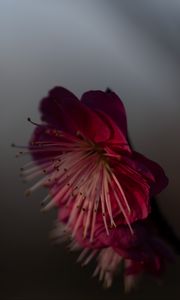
xmin=110 ymin=164 xmax=151 ymax=225
xmin=132 ymin=151 xmax=169 ymax=195
xmin=107 ymin=222 xmax=150 ymax=261
xmin=40 ymin=86 xmax=79 ymax=132
xmin=29 ymin=125 xmax=60 ymax=162
xmin=143 ymin=255 xmax=165 ymax=276
xmin=95 ymin=110 xmax=130 ymax=152
xmin=150 ymin=238 xmax=175 ymax=262
xmin=81 ymin=90 xmax=128 ymax=137
xmin=109 ymin=224 xmax=147 ymax=249
xmin=39 ymin=86 xmax=111 ymax=143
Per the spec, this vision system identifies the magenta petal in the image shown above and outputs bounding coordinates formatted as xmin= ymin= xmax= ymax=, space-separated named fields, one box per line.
xmin=40 ymin=86 xmax=79 ymax=132
xmin=29 ymin=125 xmax=60 ymax=162
xmin=111 ymin=164 xmax=151 ymax=224
xmin=107 ymin=225 xmax=151 ymax=261
xmin=110 ymin=225 xmax=146 ymax=249
xmin=81 ymin=89 xmax=128 ymax=137
xmin=95 ymin=110 xmax=130 ymax=151
xmin=40 ymin=87 xmax=111 ymax=142
xmin=150 ymin=238 xmax=175 ymax=262
xmin=132 ymin=151 xmax=169 ymax=195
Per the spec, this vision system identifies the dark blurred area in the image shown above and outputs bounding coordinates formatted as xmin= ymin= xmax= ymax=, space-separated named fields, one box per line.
xmin=0 ymin=0 xmax=180 ymax=299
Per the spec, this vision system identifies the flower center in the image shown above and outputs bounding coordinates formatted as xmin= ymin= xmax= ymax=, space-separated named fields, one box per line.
xmin=20 ymin=129 xmax=132 ymax=241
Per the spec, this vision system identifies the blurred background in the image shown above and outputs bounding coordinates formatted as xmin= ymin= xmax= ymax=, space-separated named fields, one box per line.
xmin=0 ymin=0 xmax=180 ymax=299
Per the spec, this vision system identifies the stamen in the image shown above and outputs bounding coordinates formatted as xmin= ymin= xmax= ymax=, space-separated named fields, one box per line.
xmin=82 ymin=249 xmax=98 ymax=266
xmin=113 ymin=189 xmax=133 ymax=234
xmin=25 ymin=175 xmax=50 ymax=196
xmin=18 ymin=125 xmax=135 ymax=240
xmin=27 ymin=117 xmax=42 ymax=127
xmin=102 ymin=168 xmax=116 ymax=227
xmin=110 ymin=172 xmax=131 ymax=213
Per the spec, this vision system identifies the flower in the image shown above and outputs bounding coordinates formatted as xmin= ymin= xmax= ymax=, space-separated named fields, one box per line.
xmin=16 ymin=86 xmax=171 ymax=290
xmin=23 ymin=87 xmax=168 ymax=241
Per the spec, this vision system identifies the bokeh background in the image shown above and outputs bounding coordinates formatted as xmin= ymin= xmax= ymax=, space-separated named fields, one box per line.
xmin=0 ymin=0 xmax=180 ymax=299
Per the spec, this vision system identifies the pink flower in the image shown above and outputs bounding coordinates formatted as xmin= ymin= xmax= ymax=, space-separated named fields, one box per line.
xmin=16 ymin=86 xmax=172 ymax=290
xmin=22 ymin=87 xmax=168 ymax=242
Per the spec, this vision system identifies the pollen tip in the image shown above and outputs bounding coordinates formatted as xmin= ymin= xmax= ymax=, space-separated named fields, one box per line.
xmin=40 ymin=207 xmax=47 ymax=213
xmin=24 ymin=189 xmax=31 ymax=197
xmin=41 ymin=198 xmax=48 ymax=207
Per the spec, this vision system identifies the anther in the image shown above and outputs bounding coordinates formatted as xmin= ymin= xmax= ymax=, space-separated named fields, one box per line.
xmin=24 ymin=189 xmax=31 ymax=197
xmin=27 ymin=117 xmax=41 ymax=127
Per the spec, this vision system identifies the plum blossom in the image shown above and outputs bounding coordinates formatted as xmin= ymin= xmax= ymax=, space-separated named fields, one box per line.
xmin=15 ymin=86 xmax=172 ymax=290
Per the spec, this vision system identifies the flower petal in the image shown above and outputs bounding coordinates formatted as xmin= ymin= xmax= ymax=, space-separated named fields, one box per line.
xmin=40 ymin=86 xmax=79 ymax=132
xmin=95 ymin=109 xmax=130 ymax=152
xmin=132 ymin=151 xmax=169 ymax=195
xmin=39 ymin=86 xmax=112 ymax=143
xmin=29 ymin=125 xmax=60 ymax=162
xmin=109 ymin=163 xmax=151 ymax=224
xmin=81 ymin=89 xmax=128 ymax=137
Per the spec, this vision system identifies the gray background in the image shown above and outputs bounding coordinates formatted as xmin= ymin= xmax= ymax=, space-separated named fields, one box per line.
xmin=0 ymin=0 xmax=180 ymax=299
